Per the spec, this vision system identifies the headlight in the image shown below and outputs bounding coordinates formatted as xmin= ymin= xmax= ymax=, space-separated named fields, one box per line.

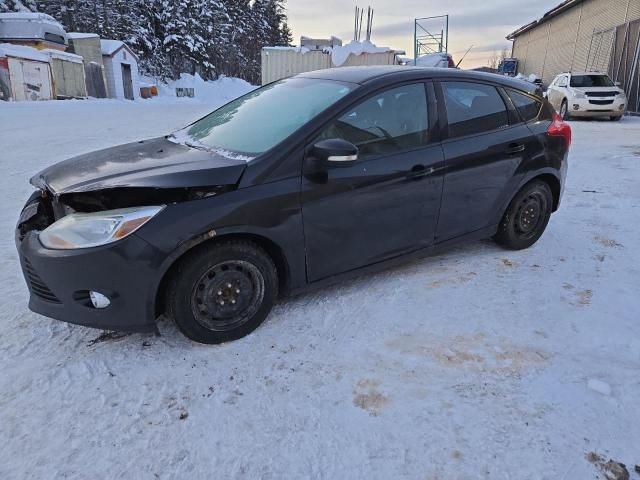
xmin=617 ymin=91 xmax=627 ymax=99
xmin=39 ymin=206 xmax=164 ymax=250
xmin=572 ymin=90 xmax=586 ymax=99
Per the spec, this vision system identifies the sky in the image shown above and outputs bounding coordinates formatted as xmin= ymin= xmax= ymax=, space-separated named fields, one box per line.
xmin=286 ymin=0 xmax=561 ymax=69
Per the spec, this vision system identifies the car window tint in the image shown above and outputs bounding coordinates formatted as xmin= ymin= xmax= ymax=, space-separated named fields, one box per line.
xmin=442 ymin=82 xmax=508 ymax=138
xmin=508 ymin=90 xmax=542 ymax=122
xmin=557 ymin=76 xmax=568 ymax=87
xmin=318 ymin=83 xmax=428 ymax=158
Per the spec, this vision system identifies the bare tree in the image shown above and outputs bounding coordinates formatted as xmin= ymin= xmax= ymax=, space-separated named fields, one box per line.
xmin=487 ymin=47 xmax=511 ymax=69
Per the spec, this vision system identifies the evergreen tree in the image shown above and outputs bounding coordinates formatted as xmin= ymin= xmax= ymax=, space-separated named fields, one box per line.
xmin=1 ymin=0 xmax=293 ymax=84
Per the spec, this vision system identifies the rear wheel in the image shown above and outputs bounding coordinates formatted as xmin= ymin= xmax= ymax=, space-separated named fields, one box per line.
xmin=494 ymin=180 xmax=553 ymax=250
xmin=560 ymin=99 xmax=571 ymax=120
xmin=166 ymin=240 xmax=278 ymax=344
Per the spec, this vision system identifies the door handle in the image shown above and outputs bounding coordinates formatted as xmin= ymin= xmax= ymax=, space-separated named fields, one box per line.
xmin=407 ymin=165 xmax=435 ymax=179
xmin=506 ymin=143 xmax=526 ymax=154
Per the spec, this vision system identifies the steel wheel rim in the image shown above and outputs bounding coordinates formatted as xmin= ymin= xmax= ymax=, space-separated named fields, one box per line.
xmin=514 ymin=192 xmax=547 ymax=240
xmin=191 ymin=260 xmax=265 ymax=331
xmin=560 ymin=103 xmax=567 ymax=117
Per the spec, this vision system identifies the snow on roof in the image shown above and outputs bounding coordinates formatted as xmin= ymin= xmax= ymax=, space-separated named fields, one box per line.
xmin=0 ymin=12 xmax=60 ymax=24
xmin=68 ymin=32 xmax=99 ymax=39
xmin=416 ymin=53 xmax=450 ymax=68
xmin=100 ymin=39 xmax=123 ymax=55
xmin=0 ymin=42 xmax=49 ymax=62
xmin=0 ymin=12 xmax=67 ymax=44
xmin=263 ymin=46 xmax=311 ymax=54
xmin=42 ymin=48 xmax=83 ymax=64
xmin=100 ymin=39 xmax=137 ymax=59
xmin=325 ymin=40 xmax=393 ymax=67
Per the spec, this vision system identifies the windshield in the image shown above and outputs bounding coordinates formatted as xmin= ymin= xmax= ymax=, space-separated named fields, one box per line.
xmin=570 ymin=75 xmax=614 ymax=88
xmin=170 ymin=78 xmax=355 ymax=159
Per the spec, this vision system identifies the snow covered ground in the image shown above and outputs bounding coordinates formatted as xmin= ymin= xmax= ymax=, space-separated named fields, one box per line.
xmin=1 ymin=97 xmax=639 ymax=480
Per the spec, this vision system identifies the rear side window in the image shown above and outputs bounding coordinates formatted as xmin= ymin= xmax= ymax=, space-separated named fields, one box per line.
xmin=442 ymin=82 xmax=509 ymax=138
xmin=507 ymin=90 xmax=542 ymax=122
xmin=318 ymin=83 xmax=429 ymax=158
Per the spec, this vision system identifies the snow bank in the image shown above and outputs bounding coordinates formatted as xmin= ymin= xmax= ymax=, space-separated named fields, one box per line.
xmin=324 ymin=40 xmax=392 ymax=67
xmin=142 ymin=73 xmax=255 ymax=105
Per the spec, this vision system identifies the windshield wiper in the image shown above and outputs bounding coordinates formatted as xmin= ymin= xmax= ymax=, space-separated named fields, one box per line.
xmin=184 ymin=140 xmax=211 ymax=152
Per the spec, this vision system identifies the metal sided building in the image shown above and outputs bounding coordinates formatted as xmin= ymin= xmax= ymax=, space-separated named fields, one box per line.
xmin=261 ymin=37 xmax=400 ymax=85
xmin=507 ymin=0 xmax=640 ymax=114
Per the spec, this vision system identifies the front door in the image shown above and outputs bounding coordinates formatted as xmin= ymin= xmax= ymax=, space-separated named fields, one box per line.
xmin=121 ymin=63 xmax=134 ymax=100
xmin=301 ymin=82 xmax=444 ymax=282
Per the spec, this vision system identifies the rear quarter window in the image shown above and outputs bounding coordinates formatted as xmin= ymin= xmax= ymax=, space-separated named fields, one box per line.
xmin=507 ymin=90 xmax=542 ymax=122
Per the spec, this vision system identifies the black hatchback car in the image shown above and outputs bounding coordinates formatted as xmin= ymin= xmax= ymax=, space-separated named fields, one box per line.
xmin=16 ymin=66 xmax=571 ymax=344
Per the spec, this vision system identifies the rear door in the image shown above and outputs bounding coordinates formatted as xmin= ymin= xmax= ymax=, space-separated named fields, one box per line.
xmin=435 ymin=80 xmax=541 ymax=241
xmin=301 ymin=82 xmax=444 ymax=282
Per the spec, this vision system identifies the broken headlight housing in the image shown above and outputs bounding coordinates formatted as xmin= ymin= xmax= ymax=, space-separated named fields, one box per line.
xmin=39 ymin=206 xmax=164 ymax=249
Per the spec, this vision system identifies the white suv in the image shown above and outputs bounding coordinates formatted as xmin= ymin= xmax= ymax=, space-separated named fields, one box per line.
xmin=546 ymin=72 xmax=627 ymax=121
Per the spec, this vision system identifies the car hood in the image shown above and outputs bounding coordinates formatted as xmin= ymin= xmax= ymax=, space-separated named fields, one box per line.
xmin=573 ymin=86 xmax=624 ymax=94
xmin=30 ymin=137 xmax=248 ymax=195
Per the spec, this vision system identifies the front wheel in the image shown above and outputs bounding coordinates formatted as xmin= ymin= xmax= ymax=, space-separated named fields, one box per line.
xmin=610 ymin=115 xmax=623 ymax=121
xmin=494 ymin=180 xmax=553 ymax=250
xmin=166 ymin=240 xmax=278 ymax=344
xmin=560 ymin=100 xmax=571 ymax=120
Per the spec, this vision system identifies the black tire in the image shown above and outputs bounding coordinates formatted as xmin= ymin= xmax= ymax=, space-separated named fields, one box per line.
xmin=610 ymin=115 xmax=623 ymax=121
xmin=494 ymin=180 xmax=553 ymax=250
xmin=560 ymin=99 xmax=571 ymax=120
xmin=166 ymin=240 xmax=278 ymax=344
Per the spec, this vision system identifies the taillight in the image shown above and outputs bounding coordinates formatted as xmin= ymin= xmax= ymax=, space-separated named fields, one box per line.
xmin=547 ymin=113 xmax=572 ymax=147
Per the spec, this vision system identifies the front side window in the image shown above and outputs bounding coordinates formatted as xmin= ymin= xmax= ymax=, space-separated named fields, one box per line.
xmin=172 ymin=78 xmax=355 ymax=158
xmin=507 ymin=90 xmax=542 ymax=122
xmin=318 ymin=83 xmax=429 ymax=158
xmin=442 ymin=82 xmax=508 ymax=138
xmin=557 ymin=76 xmax=568 ymax=87
xmin=570 ymin=74 xmax=614 ymax=88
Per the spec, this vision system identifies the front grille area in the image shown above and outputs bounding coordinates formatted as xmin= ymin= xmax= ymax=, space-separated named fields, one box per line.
xmin=585 ymin=91 xmax=618 ymax=97
xmin=589 ymin=99 xmax=614 ymax=105
xmin=17 ymin=193 xmax=55 ymax=242
xmin=23 ymin=258 xmax=61 ymax=303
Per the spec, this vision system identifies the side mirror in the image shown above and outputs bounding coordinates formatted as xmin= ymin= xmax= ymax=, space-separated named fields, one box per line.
xmin=311 ymin=139 xmax=358 ymax=165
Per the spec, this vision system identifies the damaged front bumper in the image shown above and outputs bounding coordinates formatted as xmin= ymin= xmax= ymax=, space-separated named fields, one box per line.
xmin=15 ymin=192 xmax=163 ymax=333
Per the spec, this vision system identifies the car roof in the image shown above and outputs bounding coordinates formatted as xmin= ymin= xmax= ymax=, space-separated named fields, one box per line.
xmin=570 ymin=72 xmax=609 ymax=76
xmin=297 ymin=66 xmax=538 ymax=93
